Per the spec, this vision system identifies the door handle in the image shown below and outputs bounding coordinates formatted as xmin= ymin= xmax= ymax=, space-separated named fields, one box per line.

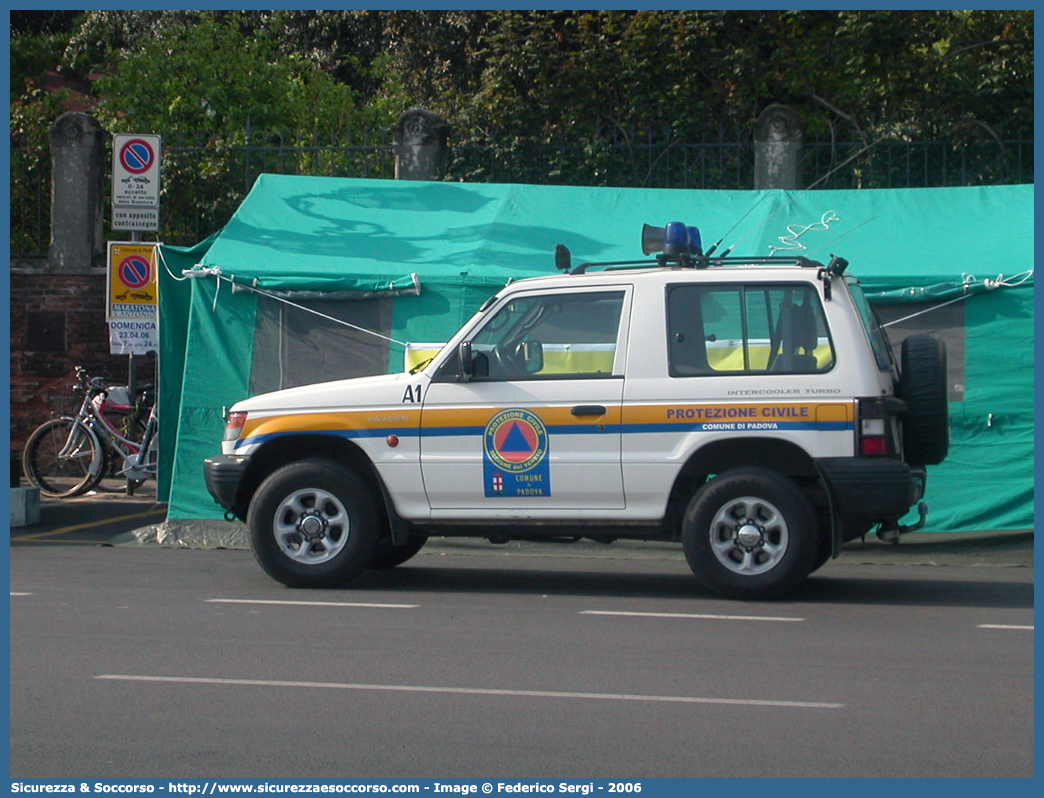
xmin=571 ymin=405 xmax=607 ymax=417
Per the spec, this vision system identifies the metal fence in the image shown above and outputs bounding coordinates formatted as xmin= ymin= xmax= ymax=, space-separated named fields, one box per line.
xmin=10 ymin=134 xmax=1033 ymax=255
xmin=452 ymin=138 xmax=1035 ymax=191
xmin=156 ymin=130 xmax=397 ymax=248
xmin=10 ymin=146 xmax=53 ymax=256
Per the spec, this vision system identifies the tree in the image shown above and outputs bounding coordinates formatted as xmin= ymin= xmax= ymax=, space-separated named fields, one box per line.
xmin=9 ymin=10 xmax=1034 ymax=216
xmin=379 ymin=10 xmax=1031 ymax=185
xmin=10 ymin=11 xmax=403 ymax=245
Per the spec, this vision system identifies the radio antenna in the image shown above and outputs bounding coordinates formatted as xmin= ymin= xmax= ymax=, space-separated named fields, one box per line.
xmin=720 ymin=135 xmax=886 ymax=256
xmin=802 ymin=215 xmax=879 ymax=258
xmin=703 ymin=193 xmax=770 ymax=257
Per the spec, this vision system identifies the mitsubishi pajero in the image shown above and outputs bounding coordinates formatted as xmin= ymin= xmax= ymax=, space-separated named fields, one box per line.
xmin=204 ymin=223 xmax=949 ymax=599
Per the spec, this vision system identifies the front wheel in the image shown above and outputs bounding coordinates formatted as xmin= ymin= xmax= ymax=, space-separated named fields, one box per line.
xmin=369 ymin=535 xmax=429 ymax=569
xmin=22 ymin=417 xmax=103 ymax=498
xmin=247 ymin=460 xmax=379 ymax=588
xmin=682 ymin=468 xmax=818 ymax=600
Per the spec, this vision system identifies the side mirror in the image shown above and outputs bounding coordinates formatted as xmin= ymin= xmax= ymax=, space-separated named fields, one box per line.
xmin=521 ymin=340 xmax=544 ymax=374
xmin=458 ymin=341 xmax=474 ymax=382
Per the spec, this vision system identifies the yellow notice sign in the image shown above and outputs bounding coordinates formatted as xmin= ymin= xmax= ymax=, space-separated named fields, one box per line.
xmin=107 ymin=241 xmax=158 ymax=321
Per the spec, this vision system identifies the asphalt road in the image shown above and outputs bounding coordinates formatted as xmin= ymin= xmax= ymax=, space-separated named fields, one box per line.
xmin=9 ymin=539 xmax=1034 ymax=779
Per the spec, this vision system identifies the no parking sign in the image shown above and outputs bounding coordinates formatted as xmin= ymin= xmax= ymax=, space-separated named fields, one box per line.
xmin=112 ymin=133 xmax=161 ymax=231
xmin=107 ymin=242 xmax=158 ymax=354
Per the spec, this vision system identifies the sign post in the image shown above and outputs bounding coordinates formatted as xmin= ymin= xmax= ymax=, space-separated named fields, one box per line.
xmin=111 ymin=132 xmax=162 ymax=431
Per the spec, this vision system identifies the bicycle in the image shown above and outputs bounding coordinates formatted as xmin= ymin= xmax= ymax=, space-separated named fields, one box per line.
xmin=22 ymin=366 xmax=158 ymax=499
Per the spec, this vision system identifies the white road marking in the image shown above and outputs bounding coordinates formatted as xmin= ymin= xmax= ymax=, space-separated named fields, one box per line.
xmin=581 ymin=610 xmax=805 ymax=622
xmin=977 ymin=624 xmax=1033 ymax=631
xmin=206 ymin=598 xmax=418 ymax=609
xmin=95 ymin=674 xmax=844 ymax=709
xmin=10 ymin=592 xmax=33 ymax=596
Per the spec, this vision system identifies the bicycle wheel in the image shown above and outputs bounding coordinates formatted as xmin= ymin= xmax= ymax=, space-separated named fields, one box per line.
xmin=22 ymin=417 xmax=103 ymax=498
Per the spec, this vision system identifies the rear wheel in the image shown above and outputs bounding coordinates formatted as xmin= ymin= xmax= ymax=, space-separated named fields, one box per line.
xmin=247 ymin=459 xmax=379 ymax=588
xmin=22 ymin=417 xmax=102 ymax=498
xmin=683 ymin=468 xmax=818 ymax=600
xmin=809 ymin=538 xmax=833 ymax=574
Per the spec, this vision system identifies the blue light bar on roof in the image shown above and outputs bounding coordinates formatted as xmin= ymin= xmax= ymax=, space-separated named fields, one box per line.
xmin=641 ymin=222 xmax=702 ymax=256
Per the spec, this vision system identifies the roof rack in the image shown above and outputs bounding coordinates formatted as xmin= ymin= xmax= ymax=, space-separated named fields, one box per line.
xmin=553 ymin=223 xmax=849 ymax=285
xmin=564 ymin=253 xmax=826 ymax=274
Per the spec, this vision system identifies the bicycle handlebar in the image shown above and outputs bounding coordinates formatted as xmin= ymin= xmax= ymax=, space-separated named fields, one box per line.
xmin=72 ymin=367 xmax=155 ymax=407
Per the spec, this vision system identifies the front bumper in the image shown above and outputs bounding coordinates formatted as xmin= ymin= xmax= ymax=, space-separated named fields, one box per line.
xmin=203 ymin=454 xmax=251 ymax=513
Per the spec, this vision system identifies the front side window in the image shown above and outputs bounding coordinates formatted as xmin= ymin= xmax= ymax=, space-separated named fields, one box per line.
xmin=468 ymin=290 xmax=625 ymax=380
xmin=667 ymin=283 xmax=834 ymax=376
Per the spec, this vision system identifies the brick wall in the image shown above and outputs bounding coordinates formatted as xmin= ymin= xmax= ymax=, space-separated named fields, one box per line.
xmin=10 ymin=261 xmax=156 ymax=454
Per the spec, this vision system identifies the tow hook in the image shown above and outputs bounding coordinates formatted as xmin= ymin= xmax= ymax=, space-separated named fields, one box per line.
xmin=876 ymin=502 xmax=929 ymax=544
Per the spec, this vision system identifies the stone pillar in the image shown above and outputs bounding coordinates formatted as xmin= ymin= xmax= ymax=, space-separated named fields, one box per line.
xmin=754 ymin=104 xmax=804 ymax=190
xmin=48 ymin=112 xmax=105 ymax=270
xmin=392 ymin=108 xmax=450 ymax=181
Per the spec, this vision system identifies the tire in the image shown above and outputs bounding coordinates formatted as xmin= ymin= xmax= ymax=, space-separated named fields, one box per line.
xmin=807 ymin=507 xmax=837 ymax=574
xmin=809 ymin=537 xmax=833 ymax=575
xmin=247 ymin=459 xmax=379 ymax=588
xmin=22 ymin=417 xmax=103 ymax=499
xmin=369 ymin=535 xmax=429 ymax=569
xmin=682 ymin=468 xmax=818 ymax=600
xmin=898 ymin=334 xmax=949 ymax=466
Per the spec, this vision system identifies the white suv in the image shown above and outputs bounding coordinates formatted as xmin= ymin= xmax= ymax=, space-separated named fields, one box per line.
xmin=205 ymin=223 xmax=949 ymax=599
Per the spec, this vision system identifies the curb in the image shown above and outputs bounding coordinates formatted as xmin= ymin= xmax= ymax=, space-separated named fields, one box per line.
xmin=18 ymin=490 xmax=1035 ymax=569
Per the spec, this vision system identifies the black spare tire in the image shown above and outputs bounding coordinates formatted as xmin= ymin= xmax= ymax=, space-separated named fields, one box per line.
xmin=898 ymin=334 xmax=949 ymax=466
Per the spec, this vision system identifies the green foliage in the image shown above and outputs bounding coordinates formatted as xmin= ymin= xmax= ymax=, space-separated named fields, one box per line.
xmin=252 ymin=10 xmax=387 ymax=94
xmin=15 ymin=9 xmax=1033 ymax=156
xmin=10 ymin=30 xmax=69 ymax=101
xmin=9 ymin=25 xmax=75 ymax=252
xmin=52 ymin=11 xmax=400 ymax=244
xmin=376 ymin=10 xmax=1031 ymax=186
xmin=10 ymin=84 xmax=67 ymax=253
xmin=90 ymin=14 xmax=342 ymax=139
xmin=8 ymin=10 xmax=1034 ymax=249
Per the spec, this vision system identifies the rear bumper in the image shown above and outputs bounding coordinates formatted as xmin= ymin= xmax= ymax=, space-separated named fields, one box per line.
xmin=203 ymin=455 xmax=251 ymax=513
xmin=816 ymin=457 xmax=925 ymax=540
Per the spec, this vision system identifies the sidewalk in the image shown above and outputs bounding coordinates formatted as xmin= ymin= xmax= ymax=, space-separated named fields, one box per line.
xmin=10 ymin=484 xmax=1033 ymax=568
xmin=835 ymin=527 xmax=1034 ymax=567
xmin=9 ymin=482 xmax=166 ymax=545
xmin=420 ymin=529 xmax=1034 ymax=568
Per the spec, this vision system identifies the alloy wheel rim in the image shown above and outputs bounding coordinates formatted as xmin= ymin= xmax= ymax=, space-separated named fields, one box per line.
xmin=273 ymin=487 xmax=351 ymax=565
xmin=708 ymin=495 xmax=789 ymax=575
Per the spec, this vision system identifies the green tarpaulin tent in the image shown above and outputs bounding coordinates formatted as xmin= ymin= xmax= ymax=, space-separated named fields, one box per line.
xmin=156 ymin=175 xmax=1033 ymax=535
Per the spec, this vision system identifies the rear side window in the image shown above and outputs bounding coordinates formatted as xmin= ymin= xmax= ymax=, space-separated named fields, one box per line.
xmin=847 ymin=279 xmax=895 ymax=371
xmin=666 ymin=283 xmax=835 ymax=376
